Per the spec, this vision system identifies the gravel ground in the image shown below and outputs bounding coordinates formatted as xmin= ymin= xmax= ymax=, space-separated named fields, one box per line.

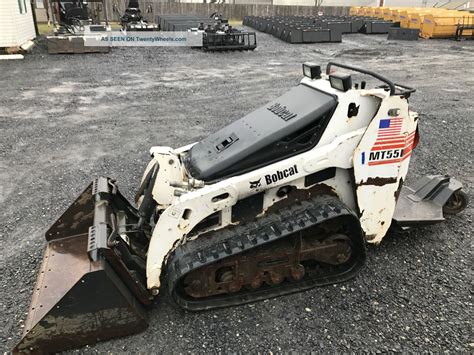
xmin=1 ymin=30 xmax=473 ymax=353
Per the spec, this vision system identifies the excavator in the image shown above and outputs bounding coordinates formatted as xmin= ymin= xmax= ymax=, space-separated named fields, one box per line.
xmin=14 ymin=62 xmax=468 ymax=353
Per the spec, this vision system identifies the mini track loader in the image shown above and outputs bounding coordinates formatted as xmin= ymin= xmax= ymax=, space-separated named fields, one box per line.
xmin=14 ymin=62 xmax=468 ymax=353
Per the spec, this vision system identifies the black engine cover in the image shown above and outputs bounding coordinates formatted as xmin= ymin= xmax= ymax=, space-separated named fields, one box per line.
xmin=185 ymin=84 xmax=337 ymax=181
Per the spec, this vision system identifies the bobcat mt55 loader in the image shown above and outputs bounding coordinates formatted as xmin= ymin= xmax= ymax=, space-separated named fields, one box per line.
xmin=14 ymin=62 xmax=468 ymax=353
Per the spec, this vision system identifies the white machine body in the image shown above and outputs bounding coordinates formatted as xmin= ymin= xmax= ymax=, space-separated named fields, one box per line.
xmin=141 ymin=70 xmax=418 ymax=293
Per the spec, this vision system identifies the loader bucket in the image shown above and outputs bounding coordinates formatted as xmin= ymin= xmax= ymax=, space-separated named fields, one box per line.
xmin=14 ymin=178 xmax=151 ymax=353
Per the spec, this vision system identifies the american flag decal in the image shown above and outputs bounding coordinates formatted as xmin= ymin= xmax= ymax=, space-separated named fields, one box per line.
xmin=365 ymin=118 xmax=416 ymax=166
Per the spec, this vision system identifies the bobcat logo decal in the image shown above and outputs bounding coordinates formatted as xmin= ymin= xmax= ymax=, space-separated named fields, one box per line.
xmin=249 ymin=178 xmax=261 ymax=189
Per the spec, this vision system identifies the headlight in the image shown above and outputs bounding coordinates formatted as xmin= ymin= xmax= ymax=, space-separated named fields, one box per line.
xmin=302 ymin=62 xmax=321 ymax=80
xmin=329 ymin=73 xmax=352 ymax=92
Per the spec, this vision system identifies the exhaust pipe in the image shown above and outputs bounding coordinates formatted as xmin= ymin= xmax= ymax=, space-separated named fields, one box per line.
xmin=14 ymin=178 xmax=151 ymax=353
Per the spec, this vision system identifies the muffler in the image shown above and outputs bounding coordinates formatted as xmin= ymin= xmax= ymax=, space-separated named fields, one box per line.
xmin=14 ymin=178 xmax=151 ymax=353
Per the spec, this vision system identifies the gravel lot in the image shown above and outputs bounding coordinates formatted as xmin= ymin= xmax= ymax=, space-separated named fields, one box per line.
xmin=1 ymin=30 xmax=472 ymax=353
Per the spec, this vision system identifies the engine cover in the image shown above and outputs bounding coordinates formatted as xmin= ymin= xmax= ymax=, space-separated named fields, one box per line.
xmin=185 ymin=84 xmax=337 ymax=181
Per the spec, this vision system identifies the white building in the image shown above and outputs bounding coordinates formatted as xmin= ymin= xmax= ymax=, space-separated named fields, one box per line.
xmin=0 ymin=0 xmax=36 ymax=48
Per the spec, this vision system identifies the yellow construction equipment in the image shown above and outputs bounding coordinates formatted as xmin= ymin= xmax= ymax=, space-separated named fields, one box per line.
xmin=405 ymin=9 xmax=447 ymax=29
xmin=363 ymin=7 xmax=376 ymax=17
xmin=373 ymin=7 xmax=384 ymax=19
xmin=350 ymin=6 xmax=473 ymax=39
xmin=390 ymin=8 xmax=413 ymax=24
xmin=420 ymin=12 xmax=474 ymax=38
xmin=383 ymin=8 xmax=398 ymax=21
xmin=349 ymin=7 xmax=361 ymax=16
xmin=399 ymin=9 xmax=424 ymax=28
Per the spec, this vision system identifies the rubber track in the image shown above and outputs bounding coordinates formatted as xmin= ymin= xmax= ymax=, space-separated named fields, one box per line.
xmin=167 ymin=195 xmax=366 ymax=310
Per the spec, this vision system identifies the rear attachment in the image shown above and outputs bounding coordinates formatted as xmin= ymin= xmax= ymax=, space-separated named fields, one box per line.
xmin=393 ymin=175 xmax=468 ymax=229
xmin=14 ymin=178 xmax=151 ymax=353
xmin=167 ymin=195 xmax=366 ymax=310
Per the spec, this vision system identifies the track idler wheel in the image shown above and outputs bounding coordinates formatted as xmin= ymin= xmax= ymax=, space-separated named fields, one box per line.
xmin=323 ymin=234 xmax=352 ymax=265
